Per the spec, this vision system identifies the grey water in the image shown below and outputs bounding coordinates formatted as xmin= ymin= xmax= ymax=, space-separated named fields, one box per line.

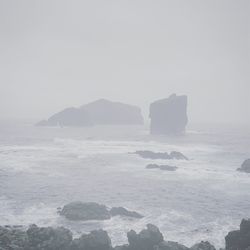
xmin=0 ymin=120 xmax=250 ymax=248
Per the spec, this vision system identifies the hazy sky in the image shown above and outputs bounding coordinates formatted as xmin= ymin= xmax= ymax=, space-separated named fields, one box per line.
xmin=0 ymin=0 xmax=249 ymax=124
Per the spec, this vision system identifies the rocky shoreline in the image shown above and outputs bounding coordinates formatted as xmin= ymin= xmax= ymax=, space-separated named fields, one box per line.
xmin=0 ymin=219 xmax=249 ymax=250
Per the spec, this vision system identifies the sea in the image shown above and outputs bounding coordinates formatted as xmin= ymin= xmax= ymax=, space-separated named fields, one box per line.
xmin=0 ymin=120 xmax=249 ymax=248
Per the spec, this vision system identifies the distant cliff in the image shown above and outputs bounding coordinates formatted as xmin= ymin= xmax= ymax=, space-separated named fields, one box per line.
xmin=150 ymin=94 xmax=188 ymax=135
xmin=36 ymin=99 xmax=144 ymax=127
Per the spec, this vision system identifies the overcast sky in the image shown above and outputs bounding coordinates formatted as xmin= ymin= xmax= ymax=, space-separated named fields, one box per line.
xmin=0 ymin=0 xmax=249 ymax=124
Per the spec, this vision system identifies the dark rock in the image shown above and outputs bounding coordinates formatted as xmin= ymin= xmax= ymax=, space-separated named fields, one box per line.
xmin=146 ymin=164 xmax=177 ymax=171
xmin=190 ymin=241 xmax=216 ymax=250
xmin=237 ymin=159 xmax=250 ymax=173
xmin=155 ymin=241 xmax=189 ymax=250
xmin=71 ymin=229 xmax=112 ymax=250
xmin=150 ymin=94 xmax=188 ymax=135
xmin=59 ymin=202 xmax=111 ymax=221
xmin=135 ymin=150 xmax=188 ymax=160
xmin=81 ymin=99 xmax=144 ymax=125
xmin=127 ymin=224 xmax=164 ymax=250
xmin=225 ymin=219 xmax=250 ymax=250
xmin=110 ymin=207 xmax=143 ymax=219
xmin=36 ymin=99 xmax=144 ymax=127
xmin=26 ymin=224 xmax=72 ymax=250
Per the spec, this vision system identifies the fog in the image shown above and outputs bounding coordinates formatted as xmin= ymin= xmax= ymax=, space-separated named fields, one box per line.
xmin=0 ymin=0 xmax=249 ymax=124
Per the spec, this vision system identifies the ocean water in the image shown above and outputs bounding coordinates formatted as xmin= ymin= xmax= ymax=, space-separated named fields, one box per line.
xmin=0 ymin=121 xmax=250 ymax=248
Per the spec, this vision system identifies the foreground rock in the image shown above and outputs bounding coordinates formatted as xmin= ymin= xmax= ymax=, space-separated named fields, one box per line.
xmin=0 ymin=222 xmax=221 ymax=250
xmin=146 ymin=164 xmax=177 ymax=171
xmin=59 ymin=202 xmax=144 ymax=221
xmin=135 ymin=150 xmax=188 ymax=160
xmin=225 ymin=219 xmax=250 ymax=250
xmin=237 ymin=159 xmax=250 ymax=173
xmin=150 ymin=94 xmax=188 ymax=135
xmin=110 ymin=207 xmax=144 ymax=219
xmin=36 ymin=99 xmax=144 ymax=127
xmin=59 ymin=202 xmax=111 ymax=221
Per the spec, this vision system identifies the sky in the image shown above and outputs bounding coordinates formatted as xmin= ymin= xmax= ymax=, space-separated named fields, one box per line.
xmin=0 ymin=0 xmax=249 ymax=124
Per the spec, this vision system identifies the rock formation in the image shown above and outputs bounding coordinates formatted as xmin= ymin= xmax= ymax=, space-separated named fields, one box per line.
xmin=146 ymin=164 xmax=177 ymax=171
xmin=59 ymin=202 xmax=144 ymax=221
xmin=225 ymin=219 xmax=250 ymax=250
xmin=135 ymin=150 xmax=188 ymax=160
xmin=36 ymin=99 xmax=144 ymax=127
xmin=237 ymin=159 xmax=250 ymax=173
xmin=149 ymin=94 xmax=188 ymax=135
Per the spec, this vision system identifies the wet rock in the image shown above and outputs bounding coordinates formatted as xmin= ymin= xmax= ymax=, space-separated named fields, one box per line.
xmin=127 ymin=224 xmax=164 ymax=250
xmin=150 ymin=94 xmax=188 ymax=135
xmin=110 ymin=207 xmax=143 ymax=219
xmin=225 ymin=219 xmax=250 ymax=250
xmin=190 ymin=241 xmax=216 ymax=250
xmin=71 ymin=229 xmax=112 ymax=250
xmin=237 ymin=159 xmax=250 ymax=173
xmin=155 ymin=241 xmax=189 ymax=250
xmin=146 ymin=164 xmax=177 ymax=171
xmin=59 ymin=202 xmax=111 ymax=221
xmin=135 ymin=150 xmax=188 ymax=160
xmin=26 ymin=224 xmax=72 ymax=250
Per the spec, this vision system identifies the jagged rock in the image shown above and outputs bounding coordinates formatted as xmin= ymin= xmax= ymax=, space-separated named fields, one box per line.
xmin=155 ymin=241 xmax=189 ymax=250
xmin=135 ymin=150 xmax=188 ymax=160
xmin=59 ymin=202 xmax=111 ymax=221
xmin=190 ymin=241 xmax=216 ymax=250
xmin=146 ymin=164 xmax=177 ymax=171
xmin=150 ymin=94 xmax=188 ymax=135
xmin=0 ymin=226 xmax=28 ymax=250
xmin=71 ymin=229 xmax=112 ymax=250
xmin=110 ymin=207 xmax=144 ymax=219
xmin=237 ymin=159 xmax=250 ymax=173
xmin=36 ymin=99 xmax=144 ymax=127
xmin=127 ymin=224 xmax=164 ymax=250
xmin=225 ymin=219 xmax=250 ymax=250
xmin=26 ymin=224 xmax=72 ymax=250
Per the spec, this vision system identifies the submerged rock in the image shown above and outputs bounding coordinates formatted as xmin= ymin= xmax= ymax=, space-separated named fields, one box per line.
xmin=110 ymin=207 xmax=144 ymax=219
xmin=36 ymin=99 xmax=144 ymax=127
xmin=59 ymin=202 xmax=111 ymax=221
xmin=146 ymin=164 xmax=177 ymax=171
xmin=225 ymin=219 xmax=250 ymax=250
xmin=149 ymin=94 xmax=188 ymax=135
xmin=237 ymin=159 xmax=250 ymax=173
xmin=135 ymin=150 xmax=188 ymax=160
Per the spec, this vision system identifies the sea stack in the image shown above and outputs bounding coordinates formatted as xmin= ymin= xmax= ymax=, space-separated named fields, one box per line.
xmin=149 ymin=94 xmax=188 ymax=135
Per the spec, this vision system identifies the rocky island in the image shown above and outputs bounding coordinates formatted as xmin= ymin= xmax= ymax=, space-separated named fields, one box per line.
xmin=149 ymin=94 xmax=188 ymax=135
xmin=36 ymin=99 xmax=144 ymax=127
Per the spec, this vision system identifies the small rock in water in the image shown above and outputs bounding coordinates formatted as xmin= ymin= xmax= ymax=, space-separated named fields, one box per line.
xmin=237 ymin=159 xmax=250 ymax=173
xmin=59 ymin=201 xmax=111 ymax=221
xmin=135 ymin=150 xmax=188 ymax=160
xmin=146 ymin=164 xmax=177 ymax=171
xmin=190 ymin=241 xmax=216 ymax=250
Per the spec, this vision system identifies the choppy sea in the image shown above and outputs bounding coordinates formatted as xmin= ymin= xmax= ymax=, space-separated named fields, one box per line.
xmin=0 ymin=120 xmax=249 ymax=248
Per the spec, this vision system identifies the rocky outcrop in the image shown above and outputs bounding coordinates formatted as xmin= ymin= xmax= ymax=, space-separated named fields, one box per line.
xmin=146 ymin=164 xmax=177 ymax=171
xmin=59 ymin=202 xmax=144 ymax=221
xmin=155 ymin=241 xmax=189 ymax=250
xmin=150 ymin=94 xmax=188 ymax=135
xmin=110 ymin=207 xmax=144 ymax=219
xmin=237 ymin=159 xmax=250 ymax=173
xmin=36 ymin=99 xmax=144 ymax=127
xmin=225 ymin=219 xmax=250 ymax=250
xmin=59 ymin=202 xmax=111 ymax=221
xmin=127 ymin=224 xmax=164 ymax=250
xmin=135 ymin=150 xmax=188 ymax=160
xmin=190 ymin=241 xmax=216 ymax=250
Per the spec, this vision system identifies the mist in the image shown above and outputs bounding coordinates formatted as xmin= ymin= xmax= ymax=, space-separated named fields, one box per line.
xmin=0 ymin=0 xmax=249 ymax=124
